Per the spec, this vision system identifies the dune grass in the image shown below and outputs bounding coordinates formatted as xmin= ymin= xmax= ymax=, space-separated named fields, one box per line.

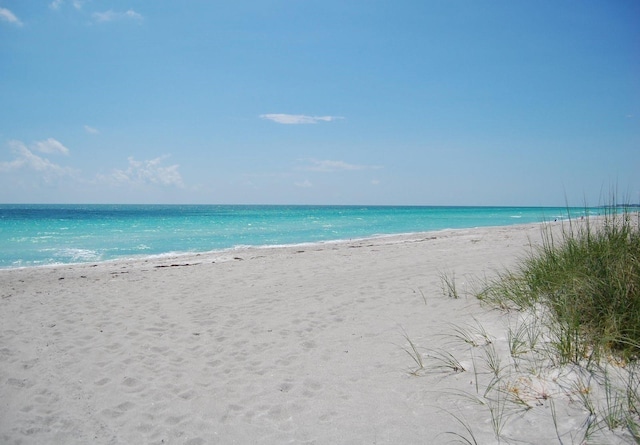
xmin=432 ymin=204 xmax=640 ymax=443
xmin=479 ymin=206 xmax=640 ymax=363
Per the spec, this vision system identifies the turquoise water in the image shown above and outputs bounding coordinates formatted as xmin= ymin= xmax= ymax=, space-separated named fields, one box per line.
xmin=0 ymin=205 xmax=592 ymax=269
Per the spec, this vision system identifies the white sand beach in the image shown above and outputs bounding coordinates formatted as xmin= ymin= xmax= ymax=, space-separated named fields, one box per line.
xmin=0 ymin=222 xmax=630 ymax=444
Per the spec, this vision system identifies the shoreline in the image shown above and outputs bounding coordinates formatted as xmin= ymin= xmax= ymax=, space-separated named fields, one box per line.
xmin=1 ymin=204 xmax=591 ymax=271
xmin=1 ymin=220 xmax=617 ymax=444
xmin=0 ymin=220 xmax=551 ymax=272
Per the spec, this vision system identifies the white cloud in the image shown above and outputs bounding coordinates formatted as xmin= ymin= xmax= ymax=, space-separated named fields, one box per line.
xmin=302 ymin=159 xmax=382 ymax=172
xmin=84 ymin=125 xmax=99 ymax=134
xmin=1 ymin=141 xmax=184 ymax=193
xmin=92 ymin=9 xmax=143 ymax=23
xmin=33 ymin=138 xmax=70 ymax=155
xmin=101 ymin=156 xmax=184 ymax=188
xmin=295 ymin=179 xmax=313 ymax=188
xmin=50 ymin=0 xmax=83 ymax=10
xmin=0 ymin=140 xmax=75 ymax=179
xmin=0 ymin=7 xmax=23 ymax=26
xmin=260 ymin=114 xmax=343 ymax=125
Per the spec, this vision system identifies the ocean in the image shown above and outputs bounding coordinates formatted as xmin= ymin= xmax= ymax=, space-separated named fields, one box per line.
xmin=0 ymin=204 xmax=591 ymax=269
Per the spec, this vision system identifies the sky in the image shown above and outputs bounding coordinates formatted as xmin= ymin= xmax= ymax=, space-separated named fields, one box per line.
xmin=0 ymin=1 xmax=638 ymax=206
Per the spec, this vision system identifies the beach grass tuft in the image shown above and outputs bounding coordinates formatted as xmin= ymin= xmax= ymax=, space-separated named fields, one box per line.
xmin=439 ymin=200 xmax=640 ymax=443
xmin=446 ymin=317 xmax=493 ymax=348
xmin=401 ymin=329 xmax=425 ymax=376
xmin=480 ymin=204 xmax=640 ymax=363
xmin=440 ymin=270 xmax=460 ymax=299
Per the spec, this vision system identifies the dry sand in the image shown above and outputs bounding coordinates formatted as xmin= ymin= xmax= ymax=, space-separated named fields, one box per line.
xmin=0 ymin=222 xmax=623 ymax=444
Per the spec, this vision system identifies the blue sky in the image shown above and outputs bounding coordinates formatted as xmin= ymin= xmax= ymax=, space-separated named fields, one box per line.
xmin=1 ymin=1 xmax=638 ymax=205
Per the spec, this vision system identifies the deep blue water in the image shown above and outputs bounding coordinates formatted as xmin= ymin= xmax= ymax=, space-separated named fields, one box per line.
xmin=0 ymin=205 xmax=593 ymax=269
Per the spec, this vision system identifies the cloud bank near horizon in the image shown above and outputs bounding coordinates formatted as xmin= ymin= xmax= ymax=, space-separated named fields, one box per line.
xmin=1 ymin=139 xmax=183 ymax=191
xmin=33 ymin=138 xmax=70 ymax=156
xmin=101 ymin=156 xmax=184 ymax=188
xmin=0 ymin=140 xmax=76 ymax=181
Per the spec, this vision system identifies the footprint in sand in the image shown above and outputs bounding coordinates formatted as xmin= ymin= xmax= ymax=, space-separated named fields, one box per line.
xmin=6 ymin=377 xmax=34 ymax=389
xmin=94 ymin=377 xmax=110 ymax=386
xmin=101 ymin=401 xmax=136 ymax=419
xmin=164 ymin=415 xmax=185 ymax=426
xmin=301 ymin=379 xmax=323 ymax=398
xmin=121 ymin=376 xmax=144 ymax=393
